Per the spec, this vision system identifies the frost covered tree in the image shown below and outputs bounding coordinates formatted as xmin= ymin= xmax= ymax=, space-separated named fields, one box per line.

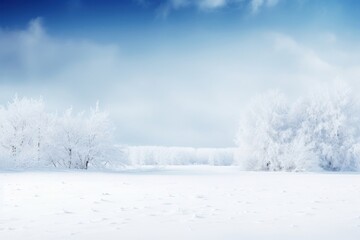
xmin=235 ymin=90 xmax=296 ymax=171
xmin=235 ymin=83 xmax=360 ymax=171
xmin=50 ymin=103 xmax=113 ymax=169
xmin=0 ymin=96 xmax=116 ymax=170
xmin=49 ymin=108 xmax=84 ymax=168
xmin=292 ymin=84 xmax=360 ymax=171
xmin=0 ymin=96 xmax=53 ymax=167
xmin=80 ymin=103 xmax=113 ymax=169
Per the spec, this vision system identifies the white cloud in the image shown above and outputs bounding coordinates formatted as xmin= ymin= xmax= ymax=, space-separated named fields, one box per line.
xmin=0 ymin=18 xmax=124 ymax=113
xmin=250 ymin=0 xmax=280 ymax=13
xmin=268 ymin=32 xmax=360 ymax=95
xmin=156 ymin=0 xmax=282 ymax=17
xmin=198 ymin=0 xmax=228 ymax=9
xmin=271 ymin=33 xmax=332 ymax=72
xmin=0 ymin=17 xmax=121 ymax=84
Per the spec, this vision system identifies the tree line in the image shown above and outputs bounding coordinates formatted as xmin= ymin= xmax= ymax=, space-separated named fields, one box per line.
xmin=2 ymin=82 xmax=360 ymax=171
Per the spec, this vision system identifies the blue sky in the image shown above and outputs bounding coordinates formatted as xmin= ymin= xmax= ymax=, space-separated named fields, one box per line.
xmin=1 ymin=0 xmax=359 ymax=42
xmin=1 ymin=0 xmax=360 ymax=147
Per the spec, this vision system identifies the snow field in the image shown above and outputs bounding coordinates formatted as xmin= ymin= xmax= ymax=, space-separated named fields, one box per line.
xmin=1 ymin=166 xmax=360 ymax=240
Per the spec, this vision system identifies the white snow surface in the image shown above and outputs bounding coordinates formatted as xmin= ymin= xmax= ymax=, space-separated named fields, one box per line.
xmin=1 ymin=166 xmax=360 ymax=240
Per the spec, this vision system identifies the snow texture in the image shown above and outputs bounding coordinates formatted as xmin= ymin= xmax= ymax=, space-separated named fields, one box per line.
xmin=1 ymin=166 xmax=360 ymax=240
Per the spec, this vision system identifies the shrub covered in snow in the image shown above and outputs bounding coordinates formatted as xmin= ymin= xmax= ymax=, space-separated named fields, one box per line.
xmin=235 ymin=83 xmax=360 ymax=171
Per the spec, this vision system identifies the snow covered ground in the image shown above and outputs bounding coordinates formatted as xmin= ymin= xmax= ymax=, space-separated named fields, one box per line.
xmin=1 ymin=166 xmax=360 ymax=240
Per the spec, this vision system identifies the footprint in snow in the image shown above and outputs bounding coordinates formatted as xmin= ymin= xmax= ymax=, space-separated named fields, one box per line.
xmin=194 ymin=214 xmax=205 ymax=219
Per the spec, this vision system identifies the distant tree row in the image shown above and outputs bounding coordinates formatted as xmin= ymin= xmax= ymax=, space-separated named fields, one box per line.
xmin=235 ymin=83 xmax=360 ymax=171
xmin=0 ymin=96 xmax=116 ymax=169
xmin=122 ymin=146 xmax=235 ymax=166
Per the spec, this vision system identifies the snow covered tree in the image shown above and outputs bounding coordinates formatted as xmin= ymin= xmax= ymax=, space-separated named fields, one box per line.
xmin=0 ymin=96 xmax=117 ymax=170
xmin=50 ymin=103 xmax=113 ymax=169
xmin=235 ymin=90 xmax=295 ymax=171
xmin=80 ymin=103 xmax=113 ymax=169
xmin=292 ymin=84 xmax=360 ymax=171
xmin=0 ymin=96 xmax=53 ymax=168
xmin=49 ymin=107 xmax=83 ymax=168
xmin=235 ymin=83 xmax=360 ymax=171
